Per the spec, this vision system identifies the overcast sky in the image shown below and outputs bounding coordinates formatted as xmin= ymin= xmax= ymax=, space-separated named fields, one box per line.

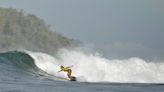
xmin=0 ymin=0 xmax=163 ymax=60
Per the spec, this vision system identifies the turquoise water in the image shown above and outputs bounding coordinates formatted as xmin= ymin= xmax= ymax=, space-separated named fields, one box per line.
xmin=0 ymin=51 xmax=164 ymax=92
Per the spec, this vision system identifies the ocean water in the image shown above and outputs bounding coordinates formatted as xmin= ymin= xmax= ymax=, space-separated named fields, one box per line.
xmin=0 ymin=50 xmax=164 ymax=92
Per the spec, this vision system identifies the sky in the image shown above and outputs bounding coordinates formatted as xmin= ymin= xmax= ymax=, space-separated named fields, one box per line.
xmin=0 ymin=0 xmax=163 ymax=60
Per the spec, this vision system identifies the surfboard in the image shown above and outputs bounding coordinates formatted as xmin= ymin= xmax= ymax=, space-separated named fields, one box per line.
xmin=70 ymin=76 xmax=76 ymax=81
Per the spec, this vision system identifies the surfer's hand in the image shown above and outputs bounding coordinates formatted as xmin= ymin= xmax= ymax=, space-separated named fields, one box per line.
xmin=68 ymin=65 xmax=73 ymax=68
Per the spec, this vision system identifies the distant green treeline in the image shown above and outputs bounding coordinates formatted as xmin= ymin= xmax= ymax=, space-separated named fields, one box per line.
xmin=0 ymin=8 xmax=79 ymax=54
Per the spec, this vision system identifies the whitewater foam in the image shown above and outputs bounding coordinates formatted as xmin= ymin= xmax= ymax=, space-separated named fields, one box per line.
xmin=26 ymin=49 xmax=164 ymax=83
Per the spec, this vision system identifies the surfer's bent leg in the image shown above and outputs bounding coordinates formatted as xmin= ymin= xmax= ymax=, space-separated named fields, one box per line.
xmin=67 ymin=69 xmax=72 ymax=79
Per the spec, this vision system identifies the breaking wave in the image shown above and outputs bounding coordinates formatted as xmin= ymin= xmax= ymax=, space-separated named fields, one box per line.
xmin=1 ymin=49 xmax=164 ymax=83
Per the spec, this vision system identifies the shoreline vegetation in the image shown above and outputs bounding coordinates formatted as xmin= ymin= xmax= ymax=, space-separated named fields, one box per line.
xmin=0 ymin=7 xmax=80 ymax=54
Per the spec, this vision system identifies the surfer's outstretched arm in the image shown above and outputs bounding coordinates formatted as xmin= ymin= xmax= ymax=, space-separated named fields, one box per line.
xmin=66 ymin=65 xmax=73 ymax=68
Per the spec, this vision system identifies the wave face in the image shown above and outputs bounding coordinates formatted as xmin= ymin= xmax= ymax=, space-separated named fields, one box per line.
xmin=0 ymin=51 xmax=36 ymax=71
xmin=0 ymin=51 xmax=41 ymax=81
xmin=1 ymin=50 xmax=164 ymax=83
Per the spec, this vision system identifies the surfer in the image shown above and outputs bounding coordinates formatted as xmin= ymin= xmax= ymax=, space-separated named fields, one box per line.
xmin=58 ymin=65 xmax=73 ymax=79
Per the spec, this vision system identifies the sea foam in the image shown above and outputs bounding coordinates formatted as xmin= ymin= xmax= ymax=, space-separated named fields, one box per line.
xmin=27 ymin=49 xmax=164 ymax=83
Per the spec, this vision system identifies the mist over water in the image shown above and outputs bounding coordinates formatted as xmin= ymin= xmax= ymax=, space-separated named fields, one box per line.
xmin=26 ymin=48 xmax=164 ymax=83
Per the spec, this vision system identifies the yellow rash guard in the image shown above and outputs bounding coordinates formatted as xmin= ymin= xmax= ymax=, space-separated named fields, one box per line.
xmin=61 ymin=67 xmax=69 ymax=72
